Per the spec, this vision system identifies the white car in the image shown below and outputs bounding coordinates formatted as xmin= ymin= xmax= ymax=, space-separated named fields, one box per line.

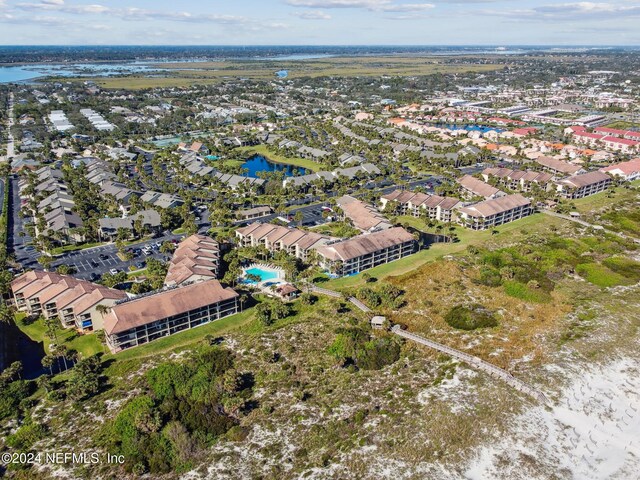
xmin=109 ymin=268 xmax=119 ymax=275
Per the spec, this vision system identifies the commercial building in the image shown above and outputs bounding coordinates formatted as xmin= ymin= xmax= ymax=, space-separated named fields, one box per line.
xmin=458 ymin=194 xmax=532 ymax=230
xmin=316 ymin=227 xmax=416 ymax=276
xmin=103 ymin=280 xmax=239 ymax=353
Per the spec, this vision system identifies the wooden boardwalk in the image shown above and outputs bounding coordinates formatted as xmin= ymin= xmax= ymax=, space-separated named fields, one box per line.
xmin=309 ymin=284 xmax=547 ymax=404
xmin=309 ymin=285 xmax=372 ymax=313
xmin=392 ymin=326 xmax=548 ymax=404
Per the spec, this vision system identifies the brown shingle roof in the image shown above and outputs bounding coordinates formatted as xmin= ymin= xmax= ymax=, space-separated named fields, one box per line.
xmin=104 ymin=280 xmax=238 ymax=334
xmin=459 ymin=194 xmax=531 ymax=218
xmin=457 ymin=175 xmax=501 ymax=198
xmin=317 ymin=227 xmax=415 ymax=262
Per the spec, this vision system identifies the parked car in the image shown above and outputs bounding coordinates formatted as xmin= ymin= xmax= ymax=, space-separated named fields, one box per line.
xmin=109 ymin=268 xmax=119 ymax=275
xmin=99 ymin=254 xmax=108 ymax=260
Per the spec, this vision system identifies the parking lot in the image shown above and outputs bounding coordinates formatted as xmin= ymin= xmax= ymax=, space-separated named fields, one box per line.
xmin=17 ymin=234 xmax=183 ymax=281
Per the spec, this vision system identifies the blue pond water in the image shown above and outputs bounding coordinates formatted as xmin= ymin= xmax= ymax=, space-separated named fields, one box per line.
xmin=241 ymin=155 xmax=308 ymax=177
xmin=243 ymin=267 xmax=280 ymax=284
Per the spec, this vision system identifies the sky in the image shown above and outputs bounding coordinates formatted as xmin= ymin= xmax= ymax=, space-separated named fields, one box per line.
xmin=0 ymin=0 xmax=639 ymax=46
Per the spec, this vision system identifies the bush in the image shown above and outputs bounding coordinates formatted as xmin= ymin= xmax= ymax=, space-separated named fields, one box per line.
xmin=6 ymin=420 xmax=47 ymax=450
xmin=444 ymin=305 xmax=497 ymax=331
xmin=477 ymin=267 xmax=503 ymax=287
xmin=0 ymin=380 xmax=34 ymax=421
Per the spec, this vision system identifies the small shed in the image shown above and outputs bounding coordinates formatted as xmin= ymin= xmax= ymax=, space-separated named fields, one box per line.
xmin=371 ymin=316 xmax=387 ymax=330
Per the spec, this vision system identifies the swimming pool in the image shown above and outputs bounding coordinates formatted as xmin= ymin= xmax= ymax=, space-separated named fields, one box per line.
xmin=243 ymin=267 xmax=280 ymax=284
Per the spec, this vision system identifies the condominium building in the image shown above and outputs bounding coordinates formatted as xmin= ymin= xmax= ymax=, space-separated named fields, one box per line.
xmin=9 ymin=271 xmax=127 ymax=332
xmin=457 ymin=175 xmax=505 ymax=199
xmin=235 ymin=222 xmax=334 ymax=261
xmin=103 ymin=280 xmax=239 ymax=353
xmin=556 ymin=171 xmax=612 ymax=199
xmin=164 ymin=234 xmax=220 ymax=287
xmin=458 ymin=194 xmax=532 ymax=230
xmin=380 ymin=190 xmax=460 ymax=223
xmin=481 ymin=168 xmax=553 ymax=192
xmin=316 ymin=227 xmax=416 ymax=276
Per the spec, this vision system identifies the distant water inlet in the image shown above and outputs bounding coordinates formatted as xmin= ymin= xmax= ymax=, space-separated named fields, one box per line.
xmin=241 ymin=155 xmax=308 ymax=177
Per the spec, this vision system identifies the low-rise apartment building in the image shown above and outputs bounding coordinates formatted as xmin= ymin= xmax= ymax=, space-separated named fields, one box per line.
xmin=457 ymin=174 xmax=505 ymax=199
xmin=336 ymin=195 xmax=391 ymax=232
xmin=316 ymin=227 xmax=416 ymax=276
xmin=600 ymin=158 xmax=640 ymax=181
xmin=481 ymin=168 xmax=553 ymax=192
xmin=380 ymin=189 xmax=460 ymax=222
xmin=164 ymin=234 xmax=220 ymax=287
xmin=103 ymin=280 xmax=239 ymax=353
xmin=236 ymin=222 xmax=333 ymax=261
xmin=556 ymin=171 xmax=612 ymax=199
xmin=9 ymin=271 xmax=127 ymax=332
xmin=458 ymin=194 xmax=533 ymax=230
xmin=535 ymin=156 xmax=584 ymax=176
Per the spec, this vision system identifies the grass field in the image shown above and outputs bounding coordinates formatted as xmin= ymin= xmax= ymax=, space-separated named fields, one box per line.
xmin=14 ymin=314 xmax=104 ymax=358
xmin=48 ymin=56 xmax=502 ymax=89
xmin=238 ymin=144 xmax=322 ymax=172
xmin=327 ymin=213 xmax=560 ymax=289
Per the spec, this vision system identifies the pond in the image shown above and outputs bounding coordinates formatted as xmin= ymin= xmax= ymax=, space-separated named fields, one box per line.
xmin=241 ymin=155 xmax=308 ymax=177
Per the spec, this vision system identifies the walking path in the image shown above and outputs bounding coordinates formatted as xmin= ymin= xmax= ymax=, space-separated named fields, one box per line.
xmin=542 ymin=209 xmax=639 ymax=244
xmin=392 ymin=326 xmax=548 ymax=404
xmin=309 ymin=283 xmax=547 ymax=404
xmin=309 ymin=285 xmax=371 ymax=313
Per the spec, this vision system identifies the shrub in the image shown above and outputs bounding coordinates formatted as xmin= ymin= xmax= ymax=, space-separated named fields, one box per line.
xmin=444 ymin=305 xmax=497 ymax=331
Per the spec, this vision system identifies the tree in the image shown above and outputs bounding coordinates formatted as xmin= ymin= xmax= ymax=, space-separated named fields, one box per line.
xmin=41 ymin=355 xmax=55 ymax=375
xmin=37 ymin=255 xmax=53 ymax=270
xmin=66 ymin=355 xmax=102 ymax=400
xmin=255 ymin=303 xmax=273 ymax=326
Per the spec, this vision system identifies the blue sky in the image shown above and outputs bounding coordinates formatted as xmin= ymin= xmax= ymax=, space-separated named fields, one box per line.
xmin=0 ymin=0 xmax=639 ymax=45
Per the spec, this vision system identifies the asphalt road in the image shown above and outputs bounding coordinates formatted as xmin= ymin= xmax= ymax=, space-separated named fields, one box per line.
xmin=12 ymin=173 xmax=445 ymax=279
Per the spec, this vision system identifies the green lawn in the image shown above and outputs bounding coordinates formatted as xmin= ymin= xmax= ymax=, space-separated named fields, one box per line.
xmin=105 ymin=309 xmax=255 ymax=366
xmin=238 ymin=144 xmax=324 ymax=172
xmin=327 ymin=213 xmax=555 ymax=289
xmin=14 ymin=313 xmax=103 ymax=357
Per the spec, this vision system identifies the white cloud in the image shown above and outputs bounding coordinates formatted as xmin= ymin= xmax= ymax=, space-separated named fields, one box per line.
xmin=479 ymin=2 xmax=640 ymax=21
xmin=286 ymin=0 xmax=434 ymax=11
xmin=291 ymin=9 xmax=332 ymax=19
